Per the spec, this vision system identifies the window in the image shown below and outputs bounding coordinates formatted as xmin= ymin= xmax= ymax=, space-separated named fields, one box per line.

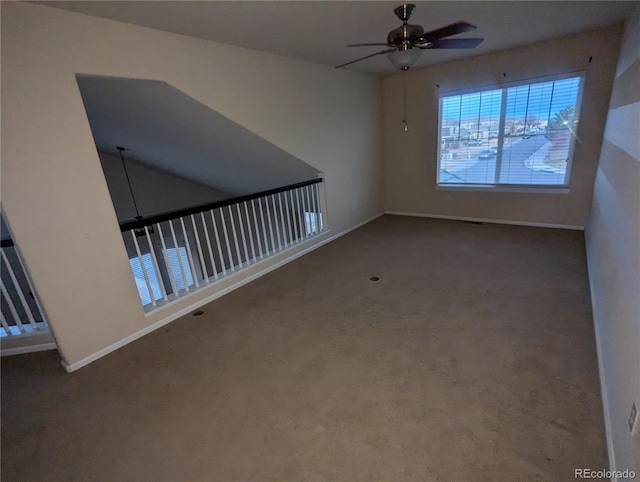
xmin=164 ymin=246 xmax=194 ymax=291
xmin=129 ymin=246 xmax=194 ymax=306
xmin=129 ymin=254 xmax=163 ymax=306
xmin=437 ymin=74 xmax=583 ymax=188
xmin=304 ymin=212 xmax=321 ymax=235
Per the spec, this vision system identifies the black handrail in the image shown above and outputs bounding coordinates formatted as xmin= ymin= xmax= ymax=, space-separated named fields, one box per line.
xmin=1 ymin=239 xmax=15 ymax=248
xmin=120 ymin=178 xmax=322 ymax=232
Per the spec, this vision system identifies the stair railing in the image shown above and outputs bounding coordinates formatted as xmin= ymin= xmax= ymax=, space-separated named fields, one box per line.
xmin=120 ymin=178 xmax=326 ymax=311
xmin=0 ymin=239 xmax=50 ymax=337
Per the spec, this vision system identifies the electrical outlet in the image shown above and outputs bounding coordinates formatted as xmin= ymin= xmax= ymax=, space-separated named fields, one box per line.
xmin=629 ymin=402 xmax=638 ymax=435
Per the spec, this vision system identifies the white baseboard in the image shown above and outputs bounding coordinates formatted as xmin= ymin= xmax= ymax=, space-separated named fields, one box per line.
xmin=1 ymin=342 xmax=57 ymax=357
xmin=63 ymin=212 xmax=384 ymax=373
xmin=385 ymin=211 xmax=585 ymax=230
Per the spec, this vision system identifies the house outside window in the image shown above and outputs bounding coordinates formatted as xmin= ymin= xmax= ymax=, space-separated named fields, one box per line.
xmin=437 ymin=74 xmax=583 ymax=188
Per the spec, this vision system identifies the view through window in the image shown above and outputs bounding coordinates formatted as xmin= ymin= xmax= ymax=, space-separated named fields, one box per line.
xmin=129 ymin=246 xmax=194 ymax=306
xmin=437 ymin=75 xmax=582 ymax=187
xmin=130 ymin=253 xmax=162 ymax=306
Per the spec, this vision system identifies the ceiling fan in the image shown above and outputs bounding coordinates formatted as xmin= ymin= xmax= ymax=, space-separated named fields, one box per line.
xmin=335 ymin=3 xmax=483 ymax=71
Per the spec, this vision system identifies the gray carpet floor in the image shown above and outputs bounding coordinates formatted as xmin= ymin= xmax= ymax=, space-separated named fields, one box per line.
xmin=1 ymin=215 xmax=607 ymax=481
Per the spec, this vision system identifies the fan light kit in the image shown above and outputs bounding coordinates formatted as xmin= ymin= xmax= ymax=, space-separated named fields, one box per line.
xmin=335 ymin=3 xmax=483 ymax=71
xmin=336 ymin=4 xmax=484 ymax=132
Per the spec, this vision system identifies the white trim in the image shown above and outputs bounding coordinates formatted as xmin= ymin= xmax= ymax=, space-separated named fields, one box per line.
xmin=0 ymin=321 xmax=50 ymax=337
xmin=435 ymin=185 xmax=570 ymax=194
xmin=437 ymin=72 xmax=585 ymax=189
xmin=62 ymin=212 xmax=384 ymax=373
xmin=385 ymin=211 xmax=584 ymax=231
xmin=438 ymin=70 xmax=586 ymax=99
xmin=1 ymin=342 xmax=57 ymax=357
xmin=585 ymin=249 xmax=617 ymax=476
xmin=141 ymin=234 xmax=320 ymax=317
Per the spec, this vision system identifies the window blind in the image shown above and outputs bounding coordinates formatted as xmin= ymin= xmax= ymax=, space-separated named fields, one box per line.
xmin=164 ymin=246 xmax=194 ymax=291
xmin=129 ymin=254 xmax=163 ymax=306
xmin=438 ymin=75 xmax=582 ymax=187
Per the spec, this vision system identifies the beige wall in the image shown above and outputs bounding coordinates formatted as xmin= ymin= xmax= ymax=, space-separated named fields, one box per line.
xmin=382 ymin=26 xmax=622 ymax=228
xmin=1 ymin=3 xmax=383 ymax=368
xmin=585 ymin=7 xmax=640 ymax=474
xmin=99 ymin=151 xmax=230 ymax=223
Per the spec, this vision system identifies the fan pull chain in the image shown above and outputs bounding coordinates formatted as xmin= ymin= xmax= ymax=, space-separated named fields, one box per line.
xmin=402 ymin=80 xmax=408 ymax=132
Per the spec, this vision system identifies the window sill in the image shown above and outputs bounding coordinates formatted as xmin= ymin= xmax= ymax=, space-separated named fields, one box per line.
xmin=435 ymin=184 xmax=570 ymax=194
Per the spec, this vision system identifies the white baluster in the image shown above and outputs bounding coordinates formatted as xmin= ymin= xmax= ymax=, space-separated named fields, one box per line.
xmin=131 ymin=230 xmax=157 ymax=306
xmin=180 ymin=217 xmax=199 ymax=288
xmin=191 ymin=214 xmax=209 ymax=280
xmin=309 ymin=184 xmax=318 ymax=234
xmin=301 ymin=187 xmax=310 ymax=237
xmin=265 ymin=197 xmax=276 ymax=254
xmin=227 ymin=206 xmax=242 ymax=268
xmin=11 ymin=245 xmax=48 ymax=328
xmin=306 ymin=185 xmax=315 ymax=234
xmin=314 ymin=182 xmax=324 ymax=231
xmin=201 ymin=212 xmax=219 ymax=280
xmin=0 ymin=249 xmax=37 ymax=329
xmin=145 ymin=225 xmax=168 ymax=301
xmin=258 ymin=198 xmax=269 ymax=257
xmin=0 ymin=280 xmax=25 ymax=333
xmin=295 ymin=188 xmax=304 ymax=239
xmin=211 ymin=210 xmax=228 ymax=276
xmin=236 ymin=204 xmax=250 ymax=265
xmin=273 ymin=194 xmax=287 ymax=249
xmin=271 ymin=194 xmax=283 ymax=251
xmin=157 ymin=223 xmax=178 ymax=297
xmin=250 ymin=199 xmax=263 ymax=259
xmin=0 ymin=312 xmax=12 ymax=336
xmin=243 ymin=201 xmax=257 ymax=262
xmin=288 ymin=190 xmax=299 ymax=242
xmin=277 ymin=192 xmax=288 ymax=247
xmin=169 ymin=220 xmax=190 ymax=292
xmin=219 ymin=208 xmax=235 ymax=272
xmin=282 ymin=191 xmax=294 ymax=246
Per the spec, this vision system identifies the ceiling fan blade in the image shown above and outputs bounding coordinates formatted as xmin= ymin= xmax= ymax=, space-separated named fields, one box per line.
xmin=420 ymin=38 xmax=484 ymax=49
xmin=347 ymin=43 xmax=392 ymax=48
xmin=335 ymin=48 xmax=396 ymax=69
xmin=422 ymin=21 xmax=477 ymax=41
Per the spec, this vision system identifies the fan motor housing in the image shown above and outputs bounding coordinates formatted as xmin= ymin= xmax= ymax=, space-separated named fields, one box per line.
xmin=387 ymin=24 xmax=425 ymax=45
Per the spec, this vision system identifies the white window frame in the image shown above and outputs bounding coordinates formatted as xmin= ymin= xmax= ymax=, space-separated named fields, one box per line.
xmin=436 ymin=72 xmax=585 ymax=191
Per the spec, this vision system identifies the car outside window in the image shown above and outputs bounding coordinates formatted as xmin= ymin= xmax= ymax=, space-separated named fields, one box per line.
xmin=437 ymin=74 xmax=583 ymax=188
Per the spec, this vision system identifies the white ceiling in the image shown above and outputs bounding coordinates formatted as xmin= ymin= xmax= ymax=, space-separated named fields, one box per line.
xmin=39 ymin=1 xmax=638 ymax=75
xmin=76 ymin=76 xmax=319 ymax=196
